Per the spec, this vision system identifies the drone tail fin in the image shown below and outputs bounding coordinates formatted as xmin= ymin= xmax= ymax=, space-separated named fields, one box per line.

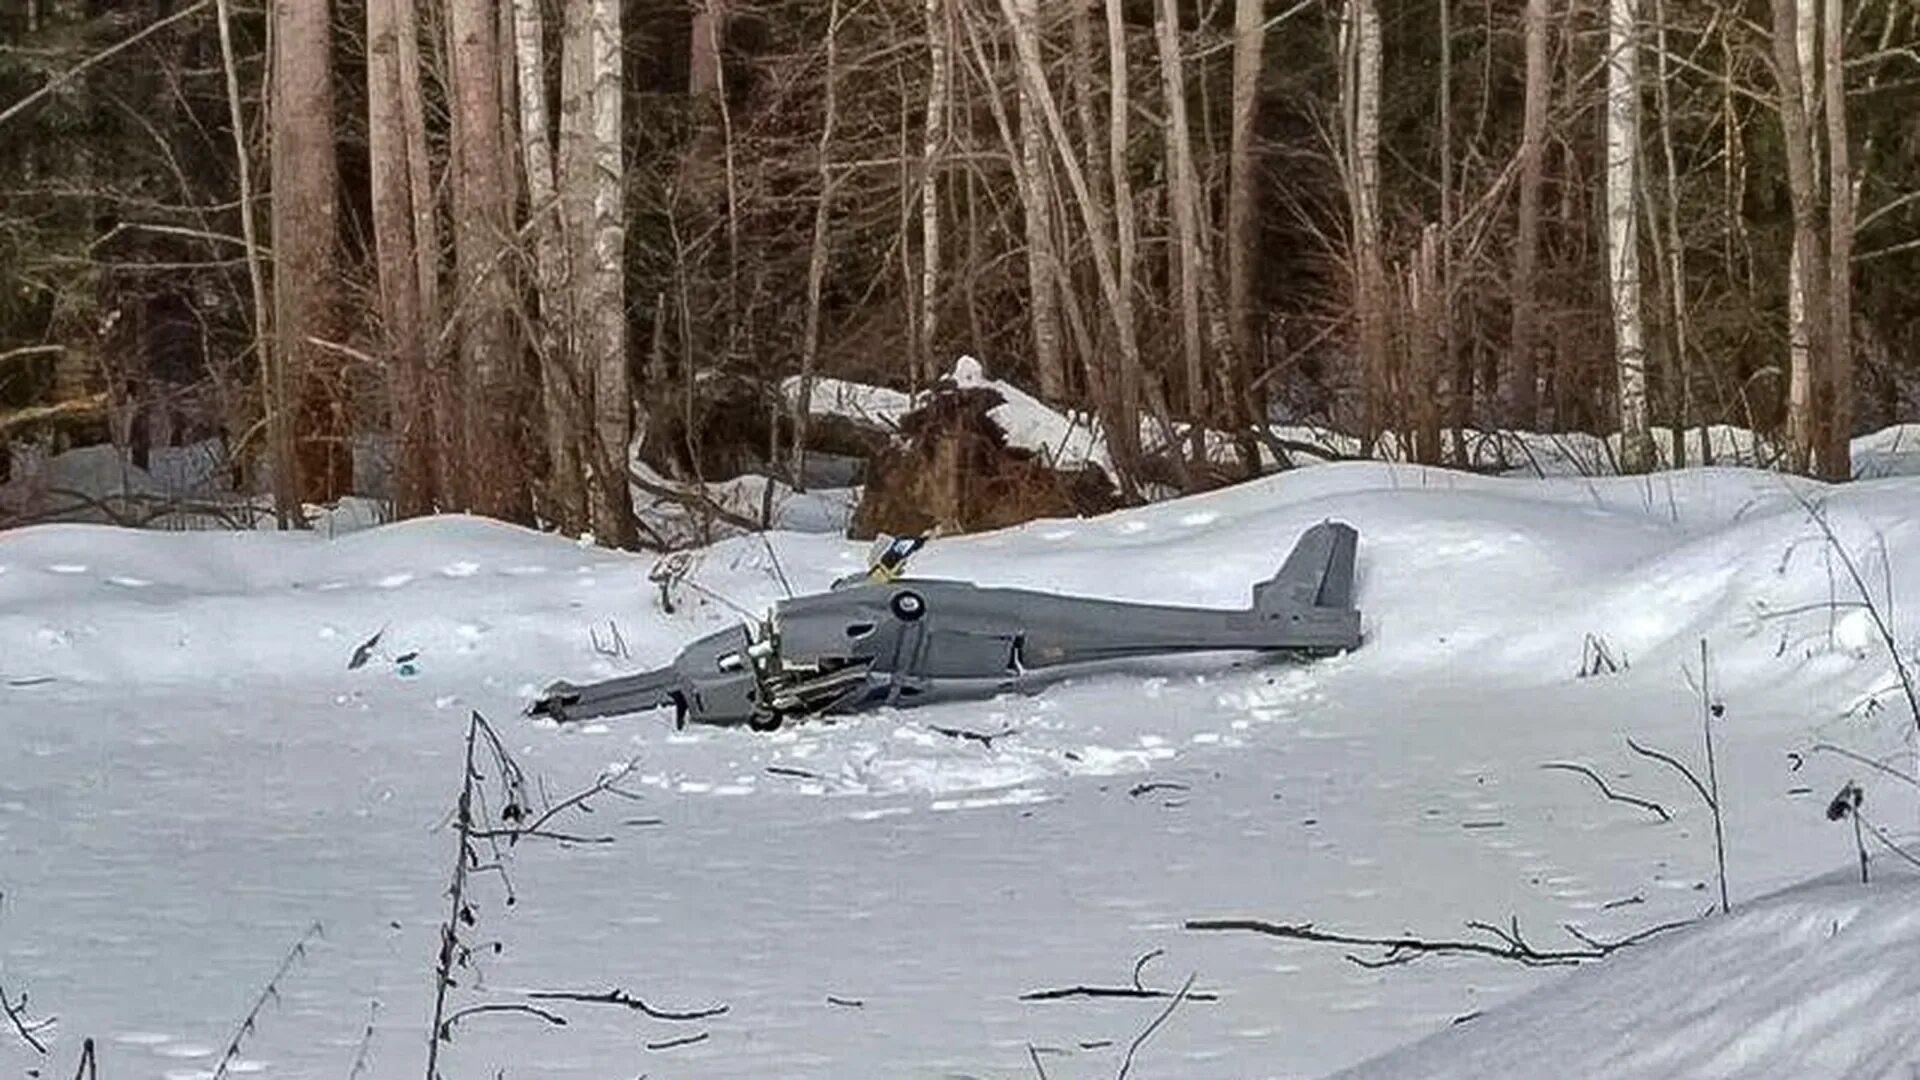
xmin=1254 ymin=520 xmax=1359 ymax=617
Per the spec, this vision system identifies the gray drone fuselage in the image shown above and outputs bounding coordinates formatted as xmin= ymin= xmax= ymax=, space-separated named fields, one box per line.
xmin=530 ymin=521 xmax=1361 ymax=730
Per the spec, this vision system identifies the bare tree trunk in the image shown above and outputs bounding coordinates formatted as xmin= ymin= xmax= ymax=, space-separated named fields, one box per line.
xmin=1651 ymin=0 xmax=1692 ymax=468
xmin=1773 ymin=0 xmax=1825 ymax=475
xmin=369 ymin=0 xmax=434 ymax=517
xmin=449 ymin=0 xmax=529 ymax=520
xmin=1606 ymin=0 xmax=1651 ymax=471
xmin=793 ymin=0 xmax=841 ymax=486
xmin=999 ymin=0 xmax=1141 ymax=489
xmin=1436 ymin=0 xmax=1458 ymax=463
xmin=1227 ymin=0 xmax=1264 ymax=466
xmin=1012 ymin=0 xmax=1066 ymax=401
xmin=1068 ymin=0 xmax=1109 ymax=376
xmin=1103 ymin=0 xmax=1144 ymax=486
xmin=394 ymin=0 xmax=451 ymax=508
xmin=581 ymin=0 xmax=630 ymax=544
xmin=213 ymin=0 xmax=291 ymax=522
xmin=513 ymin=0 xmax=585 ymax=531
xmin=690 ymin=0 xmax=728 ymax=97
xmin=1341 ymin=0 xmax=1386 ymax=452
xmin=1154 ymin=0 xmax=1206 ymax=444
xmin=1821 ymin=0 xmax=1851 ymax=480
xmin=1509 ymin=0 xmax=1549 ymax=434
xmin=920 ymin=0 xmax=950 ymax=383
xmin=270 ymin=0 xmax=348 ymax=505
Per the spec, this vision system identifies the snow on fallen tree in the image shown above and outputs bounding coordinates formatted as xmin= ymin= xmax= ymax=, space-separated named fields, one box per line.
xmin=848 ymin=372 xmax=1120 ymax=539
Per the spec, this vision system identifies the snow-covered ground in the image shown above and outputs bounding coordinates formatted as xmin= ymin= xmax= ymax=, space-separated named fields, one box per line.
xmin=4 ymin=462 xmax=1920 ymax=1078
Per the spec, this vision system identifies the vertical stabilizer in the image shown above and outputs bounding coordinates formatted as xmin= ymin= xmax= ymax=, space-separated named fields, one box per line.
xmin=1254 ymin=520 xmax=1359 ymax=615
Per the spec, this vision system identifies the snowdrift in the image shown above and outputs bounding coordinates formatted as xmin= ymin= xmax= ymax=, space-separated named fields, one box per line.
xmin=5 ymin=460 xmax=1920 ymax=1079
xmin=1342 ymin=869 xmax=1920 ymax=1079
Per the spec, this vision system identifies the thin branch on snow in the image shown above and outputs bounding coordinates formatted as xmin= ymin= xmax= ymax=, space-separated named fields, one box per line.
xmin=436 ymin=1002 xmax=568 ymax=1039
xmin=526 ymin=988 xmax=729 ymax=1021
xmin=1022 ymin=949 xmax=1220 ymax=1003
xmin=0 ymin=981 xmax=51 ymax=1054
xmin=1114 ymin=972 xmax=1196 ymax=1080
xmin=1185 ymin=912 xmax=1695 ymax=969
xmin=1541 ymin=761 xmax=1672 ymax=821
xmin=210 ymin=922 xmax=324 ymax=1080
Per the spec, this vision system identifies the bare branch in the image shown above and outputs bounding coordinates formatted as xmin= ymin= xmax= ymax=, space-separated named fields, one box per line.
xmin=1541 ymin=762 xmax=1672 ymax=821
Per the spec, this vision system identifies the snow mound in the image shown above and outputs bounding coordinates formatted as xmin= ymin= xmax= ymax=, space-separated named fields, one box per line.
xmin=1341 ymin=870 xmax=1920 ymax=1079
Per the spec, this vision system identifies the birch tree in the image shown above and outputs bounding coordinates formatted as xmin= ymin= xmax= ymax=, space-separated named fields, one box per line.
xmin=1605 ymin=0 xmax=1651 ymax=471
xmin=1772 ymin=0 xmax=1826 ymax=475
xmin=919 ymin=0 xmax=950 ymax=383
xmin=570 ymin=0 xmax=632 ymax=543
xmin=1339 ymin=0 xmax=1385 ymax=449
xmin=513 ymin=0 xmax=585 ymax=530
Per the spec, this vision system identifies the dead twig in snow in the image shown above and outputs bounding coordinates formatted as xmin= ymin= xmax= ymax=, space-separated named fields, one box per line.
xmin=526 ymin=987 xmax=728 ymax=1021
xmin=1628 ymin=642 xmax=1730 ymax=916
xmin=70 ymin=1036 xmax=96 ymax=1080
xmin=1184 ymin=913 xmax=1694 ymax=969
xmin=0 ymin=980 xmax=51 ymax=1054
xmin=436 ymin=1003 xmax=567 ymax=1038
xmin=1114 ymin=973 xmax=1196 ymax=1080
xmin=211 ymin=921 xmax=325 ymax=1080
xmin=1022 ymin=949 xmax=1220 ymax=1003
xmin=645 ymin=1031 xmax=710 ymax=1051
xmin=1540 ymin=761 xmax=1672 ymax=821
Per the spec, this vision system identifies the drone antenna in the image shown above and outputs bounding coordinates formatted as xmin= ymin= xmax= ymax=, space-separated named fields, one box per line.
xmin=762 ymin=532 xmax=795 ymax=598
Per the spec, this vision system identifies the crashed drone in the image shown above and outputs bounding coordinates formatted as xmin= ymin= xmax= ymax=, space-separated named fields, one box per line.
xmin=529 ymin=521 xmax=1362 ymax=731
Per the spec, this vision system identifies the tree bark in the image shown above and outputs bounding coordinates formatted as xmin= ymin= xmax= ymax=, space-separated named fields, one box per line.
xmin=1509 ymin=0 xmax=1549 ymax=433
xmin=1102 ymin=0 xmax=1144 ymax=486
xmin=393 ymin=0 xmax=451 ymax=508
xmin=1154 ymin=0 xmax=1206 ymax=440
xmin=1772 ymin=0 xmax=1826 ymax=476
xmin=1650 ymin=0 xmax=1692 ymax=468
xmin=513 ymin=0 xmax=586 ymax=531
xmin=793 ymin=0 xmax=841 ymax=486
xmin=690 ymin=0 xmax=728 ymax=97
xmin=369 ymin=0 xmax=434 ymax=517
xmin=213 ymin=0 xmax=290 ymax=522
xmin=449 ymin=0 xmax=529 ymax=520
xmin=270 ymin=0 xmax=348 ymax=505
xmin=1821 ymin=0 xmax=1851 ymax=480
xmin=1013 ymin=0 xmax=1066 ymax=401
xmin=920 ymin=0 xmax=950 ymax=384
xmin=573 ymin=0 xmax=631 ymax=544
xmin=1342 ymin=0 xmax=1386 ymax=451
xmin=1605 ymin=0 xmax=1651 ymax=471
xmin=1227 ymin=0 xmax=1263 ymax=415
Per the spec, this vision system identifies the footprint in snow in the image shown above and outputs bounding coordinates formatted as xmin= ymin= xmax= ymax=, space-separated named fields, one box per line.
xmin=1113 ymin=520 xmax=1149 ymax=534
xmin=376 ymin=572 xmax=414 ymax=588
xmin=47 ymin=564 xmax=88 ymax=574
xmin=440 ymin=561 xmax=480 ymax=578
xmin=1180 ymin=511 xmax=1219 ymax=527
xmin=1039 ymin=529 xmax=1077 ymax=541
xmin=501 ymin=565 xmax=549 ymax=576
xmin=155 ymin=1044 xmax=215 ymax=1059
xmin=105 ymin=575 xmax=151 ymax=588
